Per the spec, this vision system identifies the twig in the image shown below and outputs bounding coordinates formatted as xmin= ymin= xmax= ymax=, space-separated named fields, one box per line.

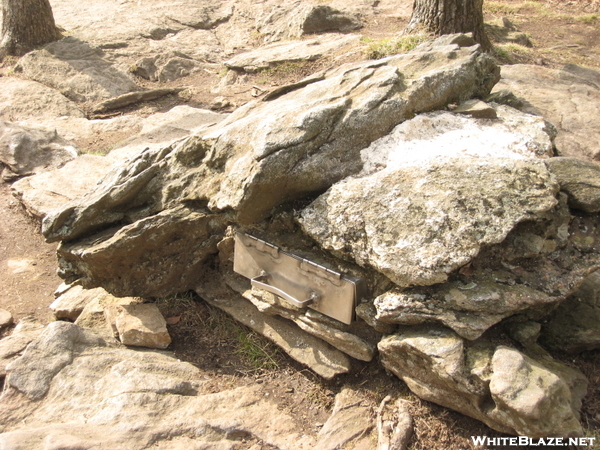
xmin=377 ymin=395 xmax=414 ymax=450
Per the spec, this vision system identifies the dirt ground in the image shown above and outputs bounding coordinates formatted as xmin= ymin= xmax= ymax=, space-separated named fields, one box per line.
xmin=2 ymin=0 xmax=600 ymax=448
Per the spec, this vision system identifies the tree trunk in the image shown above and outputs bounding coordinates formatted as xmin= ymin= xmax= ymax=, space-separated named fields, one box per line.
xmin=405 ymin=0 xmax=491 ymax=51
xmin=0 ymin=0 xmax=60 ymax=57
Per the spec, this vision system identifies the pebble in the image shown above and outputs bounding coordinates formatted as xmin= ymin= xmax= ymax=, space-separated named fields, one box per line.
xmin=0 ymin=308 xmax=14 ymax=329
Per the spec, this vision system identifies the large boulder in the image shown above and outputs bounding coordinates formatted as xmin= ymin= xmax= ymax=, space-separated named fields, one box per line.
xmin=298 ymin=106 xmax=559 ymax=289
xmin=41 ymin=35 xmax=500 ymax=299
xmin=15 ymin=37 xmax=140 ymax=103
xmin=378 ymin=326 xmax=587 ymax=438
xmin=0 ymin=322 xmax=317 ymax=449
xmin=0 ymin=121 xmax=78 ymax=182
xmin=494 ymin=64 xmax=600 ymax=161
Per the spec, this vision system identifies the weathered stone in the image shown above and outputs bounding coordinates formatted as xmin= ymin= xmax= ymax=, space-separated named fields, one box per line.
xmin=0 ymin=309 xmax=13 ymax=329
xmin=378 ymin=327 xmax=587 ymax=438
xmin=453 ymin=99 xmax=498 ymax=119
xmin=108 ymin=105 xmax=227 ymax=161
xmin=50 ymin=285 xmax=105 ymax=321
xmin=92 ymin=87 xmax=184 ymax=114
xmin=224 ymin=34 xmax=360 ymax=72
xmin=12 ymin=107 xmax=227 ymax=219
xmin=0 ymin=121 xmax=78 ymax=182
xmin=373 ymin=279 xmax=557 ymax=340
xmin=545 ymin=157 xmax=600 ymax=213
xmin=132 ymin=52 xmax=199 ymax=82
xmin=315 ymin=388 xmax=374 ymax=450
xmin=74 ymin=288 xmax=143 ymax=330
xmin=5 ymin=321 xmax=107 ymax=400
xmin=257 ymin=3 xmax=362 ymax=42
xmin=0 ymin=77 xmax=85 ymax=121
xmin=239 ymin=285 xmax=376 ymax=361
xmin=16 ymin=37 xmax=140 ymax=103
xmin=0 ymin=323 xmax=316 ymax=449
xmin=541 ymin=270 xmax=600 ymax=352
xmin=108 ymin=303 xmax=171 ymax=349
xmin=11 ymin=155 xmax=114 ymax=219
xmin=43 ymin=35 xmax=500 ymax=261
xmin=0 ymin=318 xmax=44 ymax=379
xmin=196 ymin=273 xmax=352 ymax=379
xmin=55 ymin=206 xmax=228 ymax=298
xmin=504 ymin=321 xmax=542 ymax=347
xmin=494 ymin=64 xmax=600 ymax=161
xmin=298 ymin=108 xmax=558 ymax=287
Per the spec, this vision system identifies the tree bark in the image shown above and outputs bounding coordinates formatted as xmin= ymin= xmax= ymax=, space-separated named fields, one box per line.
xmin=405 ymin=0 xmax=491 ymax=51
xmin=0 ymin=0 xmax=60 ymax=57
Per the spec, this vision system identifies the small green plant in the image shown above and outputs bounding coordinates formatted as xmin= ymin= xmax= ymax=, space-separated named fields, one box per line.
xmin=575 ymin=14 xmax=599 ymax=24
xmin=365 ymin=34 xmax=429 ymax=59
xmin=234 ymin=328 xmax=280 ymax=370
xmin=484 ymin=1 xmax=522 ymax=15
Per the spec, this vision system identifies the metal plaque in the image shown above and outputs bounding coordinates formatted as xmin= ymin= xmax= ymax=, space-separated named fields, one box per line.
xmin=233 ymin=232 xmax=366 ymax=325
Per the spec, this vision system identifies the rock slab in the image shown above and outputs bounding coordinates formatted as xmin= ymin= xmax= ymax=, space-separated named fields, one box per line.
xmin=378 ymin=327 xmax=587 ymax=438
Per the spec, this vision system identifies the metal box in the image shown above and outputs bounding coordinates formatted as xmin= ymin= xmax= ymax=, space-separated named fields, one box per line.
xmin=233 ymin=232 xmax=367 ymax=325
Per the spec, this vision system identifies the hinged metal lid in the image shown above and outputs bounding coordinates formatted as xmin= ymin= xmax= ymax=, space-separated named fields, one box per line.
xmin=233 ymin=232 xmax=367 ymax=325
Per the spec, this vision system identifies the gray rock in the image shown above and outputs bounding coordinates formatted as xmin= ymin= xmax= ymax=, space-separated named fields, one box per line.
xmin=0 ymin=318 xmax=44 ymax=379
xmin=453 ymin=99 xmax=498 ymax=119
xmin=0 ymin=77 xmax=85 ymax=121
xmin=55 ymin=206 xmax=228 ymax=298
xmin=0 ymin=309 xmax=13 ymax=329
xmin=0 ymin=121 xmax=79 ymax=182
xmin=132 ymin=52 xmax=199 ymax=82
xmin=494 ymin=64 xmax=600 ymax=161
xmin=50 ymin=285 xmax=107 ymax=321
xmin=12 ymin=107 xmax=227 ymax=219
xmin=196 ymin=271 xmax=352 ymax=379
xmin=5 ymin=321 xmax=106 ymax=400
xmin=298 ymin=108 xmax=558 ymax=287
xmin=11 ymin=155 xmax=114 ymax=218
xmin=43 ymin=35 xmax=499 ymax=258
xmin=373 ymin=279 xmax=557 ymax=340
xmin=541 ymin=270 xmax=600 ymax=352
xmin=257 ymin=3 xmax=362 ymax=42
xmin=237 ymin=284 xmax=376 ymax=361
xmin=91 ymin=88 xmax=184 ymax=114
xmin=315 ymin=388 xmax=374 ymax=450
xmin=0 ymin=323 xmax=316 ymax=450
xmin=504 ymin=321 xmax=542 ymax=347
xmin=16 ymin=37 xmax=140 ymax=103
xmin=108 ymin=303 xmax=171 ymax=349
xmin=224 ymin=34 xmax=360 ymax=72
xmin=74 ymin=289 xmax=144 ymax=330
xmin=378 ymin=327 xmax=587 ymax=438
xmin=545 ymin=157 xmax=600 ymax=213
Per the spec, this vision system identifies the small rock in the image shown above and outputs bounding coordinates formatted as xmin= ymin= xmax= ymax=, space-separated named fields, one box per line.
xmin=545 ymin=157 xmax=600 ymax=213
xmin=50 ymin=285 xmax=108 ymax=321
xmin=110 ymin=303 xmax=171 ymax=349
xmin=315 ymin=388 xmax=374 ymax=450
xmin=453 ymin=99 xmax=498 ymax=119
xmin=209 ymin=96 xmax=231 ymax=110
xmin=0 ymin=309 xmax=13 ymax=329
